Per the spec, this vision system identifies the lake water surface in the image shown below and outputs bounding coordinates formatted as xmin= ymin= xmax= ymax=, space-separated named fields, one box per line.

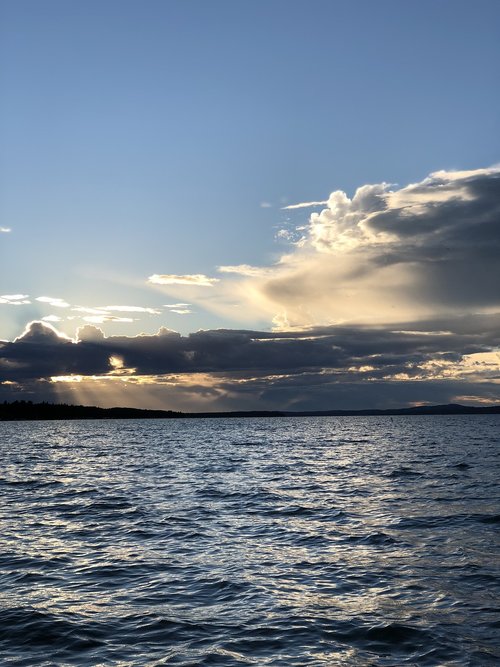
xmin=0 ymin=416 xmax=499 ymax=666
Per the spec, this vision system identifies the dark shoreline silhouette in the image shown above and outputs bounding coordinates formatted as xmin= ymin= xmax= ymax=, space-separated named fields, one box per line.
xmin=1 ymin=400 xmax=500 ymax=421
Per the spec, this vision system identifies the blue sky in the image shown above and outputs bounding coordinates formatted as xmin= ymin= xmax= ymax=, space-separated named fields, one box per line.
xmin=1 ymin=1 xmax=500 ymax=409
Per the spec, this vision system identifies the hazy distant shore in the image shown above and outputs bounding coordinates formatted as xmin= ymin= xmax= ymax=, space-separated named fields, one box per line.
xmin=1 ymin=401 xmax=500 ymax=421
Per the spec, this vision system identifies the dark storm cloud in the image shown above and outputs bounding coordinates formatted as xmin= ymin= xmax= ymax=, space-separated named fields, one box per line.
xmin=364 ymin=170 xmax=500 ymax=308
xmin=1 ymin=317 xmax=499 ymax=384
xmin=368 ymin=170 xmax=500 ymax=241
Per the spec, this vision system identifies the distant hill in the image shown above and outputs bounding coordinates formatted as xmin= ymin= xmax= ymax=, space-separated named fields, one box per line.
xmin=1 ymin=400 xmax=499 ymax=421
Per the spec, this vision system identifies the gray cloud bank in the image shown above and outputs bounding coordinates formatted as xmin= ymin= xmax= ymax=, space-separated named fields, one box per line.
xmin=1 ymin=317 xmax=499 ymax=410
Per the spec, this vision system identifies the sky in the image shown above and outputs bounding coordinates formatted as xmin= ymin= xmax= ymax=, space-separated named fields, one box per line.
xmin=1 ymin=0 xmax=500 ymax=411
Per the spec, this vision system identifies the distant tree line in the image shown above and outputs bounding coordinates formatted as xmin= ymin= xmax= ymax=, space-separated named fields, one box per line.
xmin=0 ymin=400 xmax=181 ymax=421
xmin=1 ymin=400 xmax=500 ymax=421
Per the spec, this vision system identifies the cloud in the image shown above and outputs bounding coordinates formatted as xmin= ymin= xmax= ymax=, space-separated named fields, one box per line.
xmin=69 ymin=305 xmax=162 ymax=322
xmin=83 ymin=315 xmax=136 ymax=324
xmin=164 ymin=303 xmax=192 ymax=314
xmin=13 ymin=321 xmax=73 ymax=343
xmin=0 ymin=227 xmax=11 ymax=233
xmin=96 ymin=305 xmax=161 ymax=314
xmin=225 ymin=167 xmax=500 ymax=328
xmin=282 ymin=200 xmax=328 ymax=210
xmin=148 ymin=274 xmax=219 ymax=287
xmin=33 ymin=302 xmax=162 ymax=319
xmin=36 ymin=296 xmax=70 ymax=308
xmin=76 ymin=325 xmax=105 ymax=341
xmin=218 ymin=264 xmax=272 ymax=277
xmin=1 ymin=316 xmax=499 ymax=410
xmin=0 ymin=294 xmax=30 ymax=305
xmin=72 ymin=307 xmax=106 ymax=315
xmin=150 ymin=167 xmax=500 ymax=331
xmin=42 ymin=315 xmax=63 ymax=322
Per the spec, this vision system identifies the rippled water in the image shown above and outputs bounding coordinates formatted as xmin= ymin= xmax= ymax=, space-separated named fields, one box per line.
xmin=1 ymin=416 xmax=499 ymax=666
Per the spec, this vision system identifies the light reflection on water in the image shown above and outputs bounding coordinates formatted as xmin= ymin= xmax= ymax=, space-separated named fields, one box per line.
xmin=0 ymin=415 xmax=499 ymax=666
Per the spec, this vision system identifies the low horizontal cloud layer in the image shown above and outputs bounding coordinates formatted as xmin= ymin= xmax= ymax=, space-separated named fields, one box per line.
xmin=1 ymin=316 xmax=499 ymax=410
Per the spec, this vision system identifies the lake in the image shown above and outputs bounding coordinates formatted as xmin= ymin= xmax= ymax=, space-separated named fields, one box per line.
xmin=0 ymin=416 xmax=499 ymax=665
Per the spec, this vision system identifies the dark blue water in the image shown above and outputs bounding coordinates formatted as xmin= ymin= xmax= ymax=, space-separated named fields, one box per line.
xmin=0 ymin=416 xmax=499 ymax=666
